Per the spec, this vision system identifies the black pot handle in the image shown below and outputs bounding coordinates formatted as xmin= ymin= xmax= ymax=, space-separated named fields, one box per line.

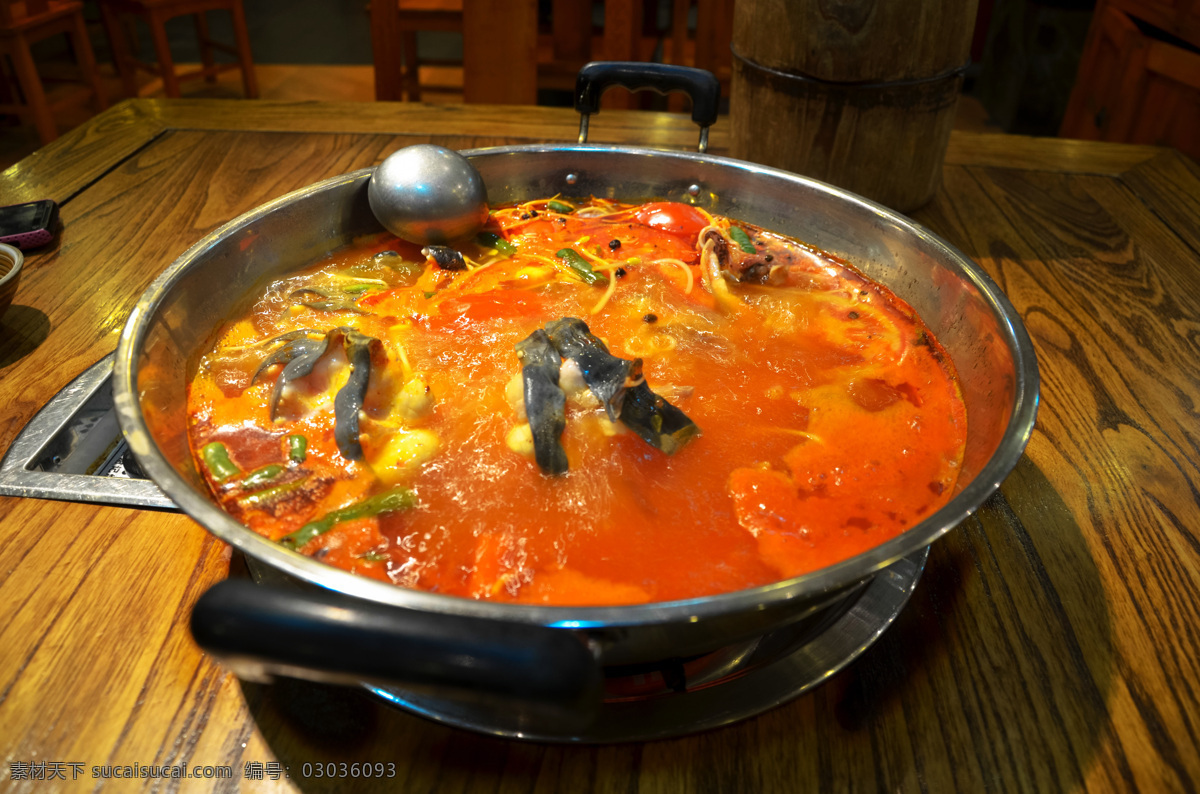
xmin=574 ymin=61 xmax=721 ymax=153
xmin=192 ymin=579 xmax=602 ymax=718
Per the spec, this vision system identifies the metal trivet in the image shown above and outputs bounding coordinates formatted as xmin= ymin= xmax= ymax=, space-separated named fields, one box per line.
xmin=0 ymin=354 xmax=175 ymax=509
xmin=364 ymin=549 xmax=926 ymax=743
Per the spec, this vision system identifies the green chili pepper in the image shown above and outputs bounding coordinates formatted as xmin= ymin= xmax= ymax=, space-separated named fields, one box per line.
xmin=729 ymin=226 xmax=757 ymax=254
xmin=476 ymin=231 xmax=517 ymax=256
xmin=201 ymin=442 xmax=240 ymax=482
xmin=423 ymin=291 xmax=436 ymax=299
xmin=547 ymin=200 xmax=575 ymax=214
xmin=280 ymin=486 xmax=415 ymax=550
xmin=236 ymin=477 xmax=308 ymax=509
xmin=241 ymin=463 xmax=284 ymax=489
xmin=555 ymin=248 xmax=607 ymax=286
xmin=287 ymin=434 xmax=307 ymax=463
xmin=342 ymin=283 xmax=377 ymax=294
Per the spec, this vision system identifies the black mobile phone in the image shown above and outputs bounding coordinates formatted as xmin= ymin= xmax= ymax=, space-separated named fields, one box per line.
xmin=0 ymin=199 xmax=58 ymax=250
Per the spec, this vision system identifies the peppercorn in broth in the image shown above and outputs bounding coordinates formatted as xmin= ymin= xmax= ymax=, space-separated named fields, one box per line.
xmin=187 ymin=197 xmax=967 ymax=605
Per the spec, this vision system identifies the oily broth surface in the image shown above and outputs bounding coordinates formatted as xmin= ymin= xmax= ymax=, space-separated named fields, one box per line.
xmin=187 ymin=199 xmax=966 ymax=605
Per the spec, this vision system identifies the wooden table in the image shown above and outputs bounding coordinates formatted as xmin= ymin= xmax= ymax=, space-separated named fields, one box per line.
xmin=1 ymin=99 xmax=1198 ymax=792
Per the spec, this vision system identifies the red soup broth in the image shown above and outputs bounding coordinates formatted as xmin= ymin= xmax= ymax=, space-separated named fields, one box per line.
xmin=187 ymin=197 xmax=967 ymax=605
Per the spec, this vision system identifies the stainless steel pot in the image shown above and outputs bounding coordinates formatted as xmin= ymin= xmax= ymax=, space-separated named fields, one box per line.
xmin=113 ymin=142 xmax=1038 ymax=738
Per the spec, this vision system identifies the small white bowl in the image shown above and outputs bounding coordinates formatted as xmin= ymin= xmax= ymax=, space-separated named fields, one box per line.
xmin=0 ymin=243 xmax=23 ymax=320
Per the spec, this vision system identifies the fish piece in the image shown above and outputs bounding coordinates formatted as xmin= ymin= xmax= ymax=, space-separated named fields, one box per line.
xmin=289 ymin=287 xmax=366 ymax=313
xmin=544 ymin=317 xmax=639 ymax=421
xmin=249 ymin=328 xmax=325 ymax=351
xmin=329 ymin=327 xmax=388 ymax=461
xmin=538 ymin=317 xmax=699 ymax=458
xmin=263 ymin=335 xmax=331 ymax=419
xmin=250 ymin=331 xmax=324 ymax=384
xmin=515 ymin=329 xmax=568 ymax=476
xmin=422 ymin=245 xmax=467 ymax=271
xmin=618 ymin=380 xmax=700 ymax=454
xmin=254 ymin=327 xmax=387 ymax=461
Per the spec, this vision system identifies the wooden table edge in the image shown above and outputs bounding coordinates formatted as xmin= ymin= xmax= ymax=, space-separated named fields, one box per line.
xmin=2 ymin=100 xmax=1182 ymax=210
xmin=129 ymin=101 xmax=1181 ymax=176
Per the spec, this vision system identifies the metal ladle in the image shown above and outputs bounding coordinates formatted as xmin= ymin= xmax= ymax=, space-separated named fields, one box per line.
xmin=367 ymin=144 xmax=489 ymax=246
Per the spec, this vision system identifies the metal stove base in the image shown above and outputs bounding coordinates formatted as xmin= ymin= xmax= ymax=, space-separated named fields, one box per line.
xmin=365 ymin=548 xmax=926 ymax=743
xmin=0 ymin=354 xmax=175 ymax=509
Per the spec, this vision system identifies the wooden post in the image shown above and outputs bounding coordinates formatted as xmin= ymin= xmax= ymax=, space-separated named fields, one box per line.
xmin=730 ymin=0 xmax=979 ymax=212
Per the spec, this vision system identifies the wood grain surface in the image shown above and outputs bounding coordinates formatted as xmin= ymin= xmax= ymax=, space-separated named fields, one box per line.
xmin=1 ymin=100 xmax=1198 ymax=792
xmin=728 ymin=0 xmax=979 ymax=210
xmin=729 ymin=0 xmax=978 ymax=81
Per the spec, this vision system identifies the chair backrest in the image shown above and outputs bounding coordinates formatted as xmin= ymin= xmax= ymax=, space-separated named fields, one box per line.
xmin=1 ymin=0 xmax=55 ymax=27
xmin=664 ymin=0 xmax=733 ymax=74
xmin=662 ymin=0 xmax=733 ymax=111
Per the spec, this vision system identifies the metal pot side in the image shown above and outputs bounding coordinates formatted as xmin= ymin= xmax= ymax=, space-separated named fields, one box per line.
xmin=113 ymin=145 xmax=1039 ymax=665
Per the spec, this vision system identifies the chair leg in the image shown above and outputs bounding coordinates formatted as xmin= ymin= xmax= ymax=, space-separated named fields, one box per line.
xmin=9 ymin=36 xmax=58 ymax=143
xmin=146 ymin=8 xmax=181 ymax=97
xmin=101 ymin=3 xmax=140 ymax=99
xmin=229 ymin=0 xmax=258 ymax=98
xmin=194 ymin=11 xmax=218 ymax=84
xmin=70 ymin=10 xmax=109 ymax=110
xmin=370 ymin=0 xmax=402 ymax=101
xmin=402 ymin=31 xmax=420 ymax=101
xmin=0 ymin=65 xmax=15 ymax=106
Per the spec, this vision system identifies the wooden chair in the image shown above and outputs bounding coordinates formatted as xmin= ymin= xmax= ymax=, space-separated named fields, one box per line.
xmin=1059 ymin=0 xmax=1200 ymax=159
xmin=98 ymin=0 xmax=257 ymax=99
xmin=0 ymin=0 xmax=108 ymax=144
xmin=661 ymin=0 xmax=733 ymax=112
xmin=371 ymin=0 xmax=663 ymax=105
xmin=371 ymin=0 xmax=462 ymax=102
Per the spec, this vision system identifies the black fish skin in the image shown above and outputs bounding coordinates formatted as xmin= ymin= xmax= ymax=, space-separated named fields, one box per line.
xmin=539 ymin=317 xmax=700 ymax=459
xmin=515 ymin=329 xmax=569 ymax=476
xmin=264 ymin=336 xmax=331 ymax=420
xmin=288 ymin=287 xmax=366 ymax=313
xmin=332 ymin=330 xmax=379 ymax=461
xmin=422 ymin=245 xmax=467 ymax=271
xmin=251 ymin=331 xmax=326 ymax=387
xmin=618 ymin=381 xmax=700 ymax=454
xmin=544 ymin=317 xmax=639 ymax=421
xmin=256 ymin=327 xmax=386 ymax=461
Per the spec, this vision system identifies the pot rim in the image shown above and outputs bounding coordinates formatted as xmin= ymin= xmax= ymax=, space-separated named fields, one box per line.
xmin=113 ymin=144 xmax=1039 ymax=629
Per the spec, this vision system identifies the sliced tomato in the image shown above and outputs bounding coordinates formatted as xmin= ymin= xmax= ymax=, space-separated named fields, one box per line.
xmin=632 ymin=202 xmax=709 ymax=242
xmin=428 ymin=290 xmax=548 ymax=328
